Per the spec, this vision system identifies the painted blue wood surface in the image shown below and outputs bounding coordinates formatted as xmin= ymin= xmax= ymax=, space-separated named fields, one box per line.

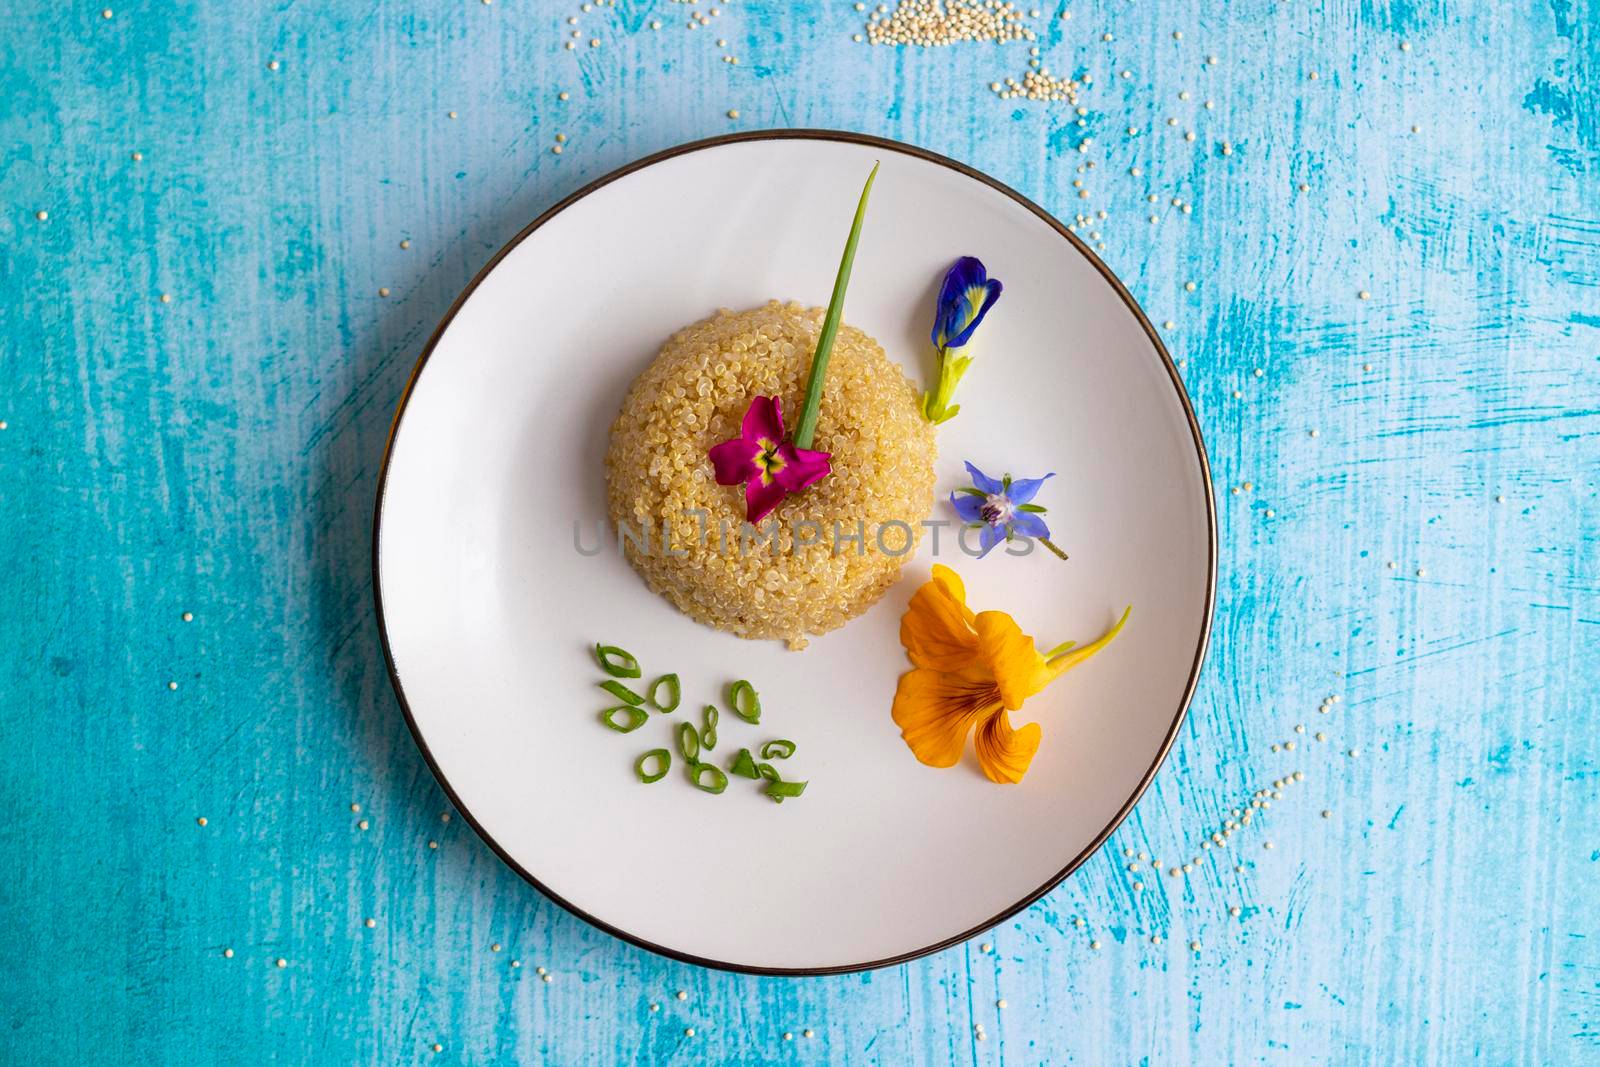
xmin=2 ymin=0 xmax=1597 ymax=1062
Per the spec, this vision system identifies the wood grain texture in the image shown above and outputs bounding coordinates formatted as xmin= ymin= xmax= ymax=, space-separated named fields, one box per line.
xmin=2 ymin=0 xmax=1596 ymax=1063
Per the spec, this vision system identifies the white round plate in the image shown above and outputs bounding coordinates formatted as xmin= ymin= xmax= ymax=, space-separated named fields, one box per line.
xmin=375 ymin=131 xmax=1214 ymax=974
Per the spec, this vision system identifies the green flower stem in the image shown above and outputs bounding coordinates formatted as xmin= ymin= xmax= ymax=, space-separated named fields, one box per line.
xmin=922 ymin=350 xmax=969 ymax=424
xmin=793 ymin=162 xmax=879 ymax=451
xmin=1044 ymin=606 xmax=1133 ymax=667
xmin=1039 ymin=537 xmax=1070 ymax=561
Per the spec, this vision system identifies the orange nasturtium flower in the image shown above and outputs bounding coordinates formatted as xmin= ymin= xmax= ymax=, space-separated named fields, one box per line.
xmin=892 ymin=564 xmax=1130 ymax=784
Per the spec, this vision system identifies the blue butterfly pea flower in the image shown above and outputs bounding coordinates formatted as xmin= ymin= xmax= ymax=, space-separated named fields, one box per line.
xmin=924 ymin=257 xmax=1002 ymax=425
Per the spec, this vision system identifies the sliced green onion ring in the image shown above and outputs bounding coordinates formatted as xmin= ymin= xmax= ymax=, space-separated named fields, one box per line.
xmin=676 ymin=722 xmax=700 ymax=762
xmin=647 ymin=673 xmax=681 ymax=713
xmin=599 ymin=680 xmax=644 ymax=705
xmin=600 ymin=704 xmax=648 ymax=733
xmin=595 ymin=643 xmax=641 ymax=679
xmin=756 ymin=762 xmax=781 ymax=782
xmin=687 ymin=762 xmax=728 ymax=795
xmin=701 ymin=705 xmax=719 ymax=751
xmin=634 ymin=749 xmax=671 ymax=783
xmin=759 ymin=739 xmax=796 ymax=760
xmin=728 ymin=748 xmax=760 ymax=779
xmin=764 ymin=778 xmax=808 ymax=802
xmin=728 ymin=680 xmax=761 ymax=724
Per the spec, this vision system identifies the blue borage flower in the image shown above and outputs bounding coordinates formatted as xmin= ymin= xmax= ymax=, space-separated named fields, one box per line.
xmin=923 ymin=256 xmax=1002 ymax=425
xmin=951 ymin=461 xmax=1068 ymax=559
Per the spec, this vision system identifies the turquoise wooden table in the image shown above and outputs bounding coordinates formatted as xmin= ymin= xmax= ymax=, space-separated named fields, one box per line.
xmin=4 ymin=0 xmax=1597 ymax=1062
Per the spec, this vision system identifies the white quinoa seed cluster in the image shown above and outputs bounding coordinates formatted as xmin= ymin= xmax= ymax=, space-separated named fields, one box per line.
xmin=862 ymin=0 xmax=1037 ymax=48
xmin=605 ymin=302 xmax=938 ymax=648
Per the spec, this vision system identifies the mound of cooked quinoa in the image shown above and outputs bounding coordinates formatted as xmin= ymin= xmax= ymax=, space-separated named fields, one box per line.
xmin=605 ymin=301 xmax=937 ymax=648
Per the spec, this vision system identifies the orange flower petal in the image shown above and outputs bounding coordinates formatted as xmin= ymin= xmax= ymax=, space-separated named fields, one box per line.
xmin=974 ymin=610 xmax=1052 ymax=710
xmin=892 ymin=665 xmax=1000 ymax=767
xmin=930 ymin=563 xmax=966 ymax=603
xmin=900 ymin=565 xmax=980 ymax=671
xmin=973 ymin=709 xmax=1042 ymax=784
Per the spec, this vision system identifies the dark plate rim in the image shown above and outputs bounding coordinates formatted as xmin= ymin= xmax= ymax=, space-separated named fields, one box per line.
xmin=370 ymin=128 xmax=1218 ymax=977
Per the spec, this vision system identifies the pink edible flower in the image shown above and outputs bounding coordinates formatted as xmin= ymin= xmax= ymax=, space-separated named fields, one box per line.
xmin=707 ymin=395 xmax=832 ymax=524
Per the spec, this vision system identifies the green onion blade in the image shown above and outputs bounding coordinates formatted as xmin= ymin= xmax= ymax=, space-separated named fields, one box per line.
xmin=760 ymin=739 xmax=796 ymax=760
xmin=792 ymin=162 xmax=879 ymax=451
